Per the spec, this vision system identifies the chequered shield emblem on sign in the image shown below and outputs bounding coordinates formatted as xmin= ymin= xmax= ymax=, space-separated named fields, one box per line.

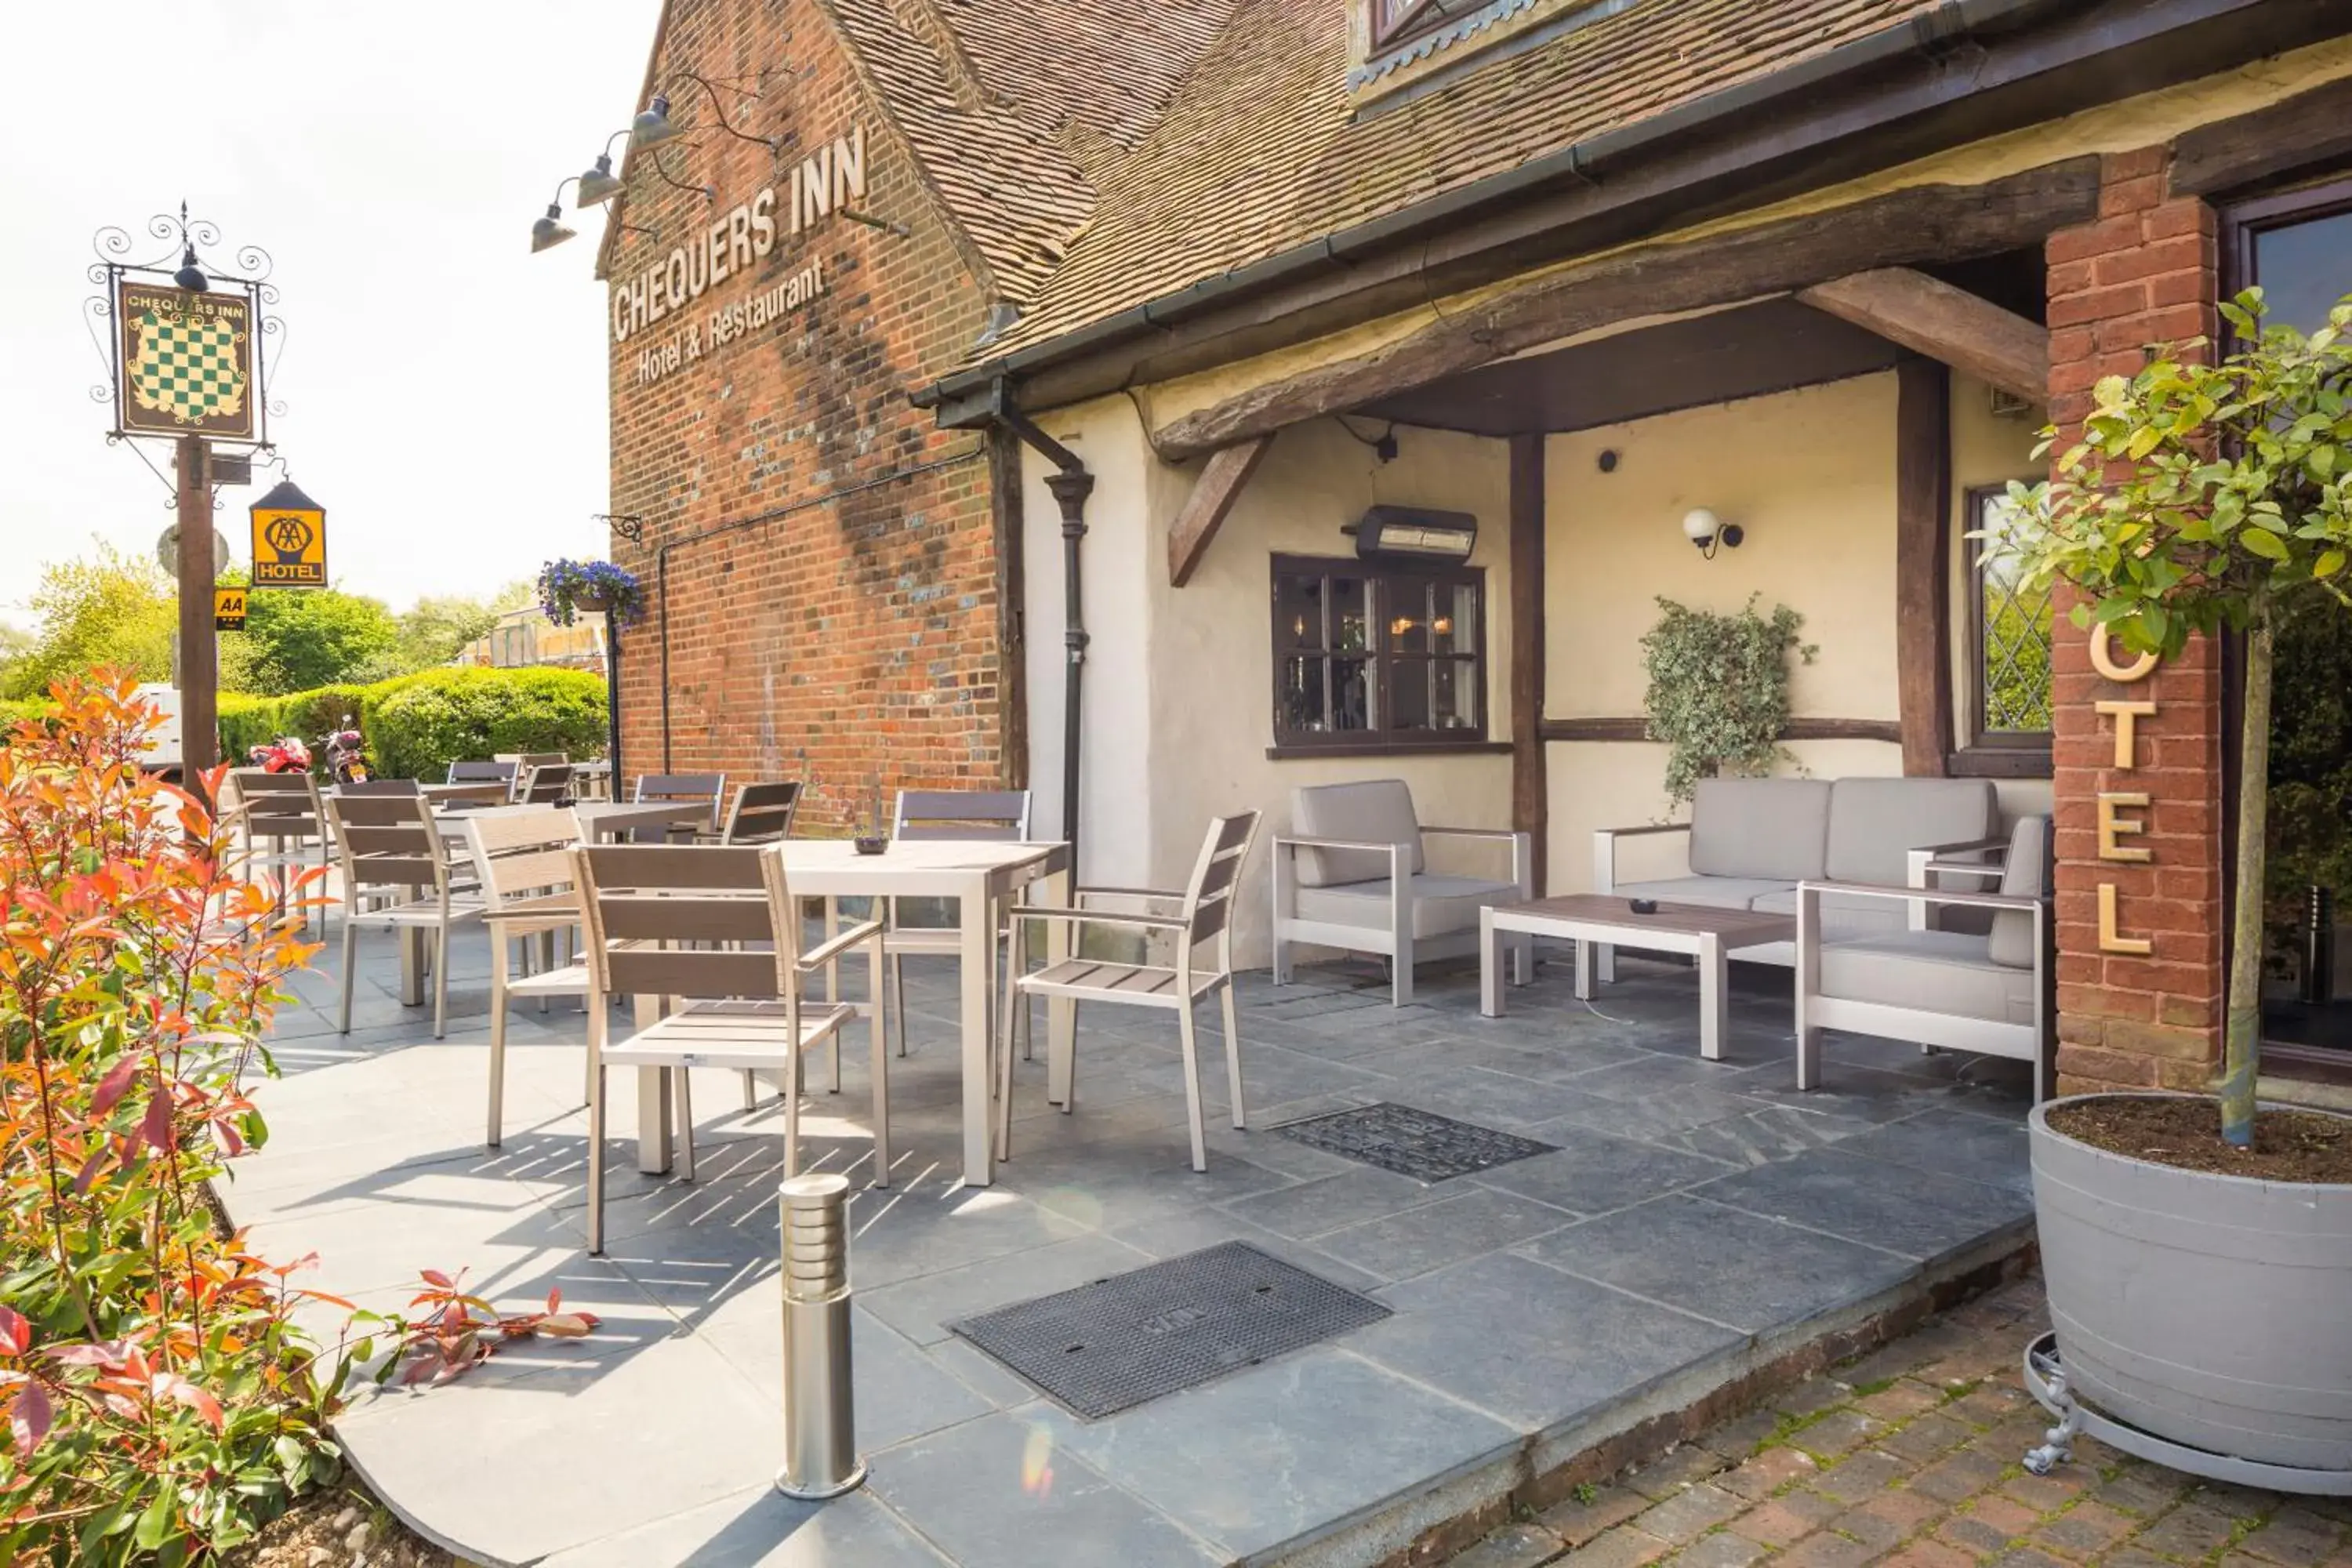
xmin=128 ymin=303 xmax=249 ymax=426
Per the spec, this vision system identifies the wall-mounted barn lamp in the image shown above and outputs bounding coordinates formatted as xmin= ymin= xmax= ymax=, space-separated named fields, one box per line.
xmin=530 ymin=178 xmax=581 ymax=252
xmin=634 ymin=71 xmax=781 ymax=153
xmin=1682 ymin=507 xmax=1744 ymax=559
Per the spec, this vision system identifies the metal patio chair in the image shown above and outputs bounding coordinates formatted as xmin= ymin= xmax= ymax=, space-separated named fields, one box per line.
xmin=883 ymin=789 xmax=1032 ymax=1058
xmin=699 ymin=780 xmax=804 ymax=844
xmin=222 ymin=767 xmax=333 ymax=931
xmin=630 ymin=771 xmax=726 ymax=840
xmin=571 ymin=842 xmax=891 ymax=1254
xmin=325 ymin=792 xmax=484 ymax=1040
xmin=998 ymin=811 xmax=1261 ymax=1172
xmin=463 ymin=806 xmax=593 ymax=1147
xmin=448 ymin=758 xmax=520 ymax=799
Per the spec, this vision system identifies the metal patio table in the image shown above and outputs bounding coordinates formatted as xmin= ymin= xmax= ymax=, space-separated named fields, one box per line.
xmin=626 ymin=837 xmax=1073 ymax=1189
xmin=1479 ymin=895 xmax=1794 ymax=1061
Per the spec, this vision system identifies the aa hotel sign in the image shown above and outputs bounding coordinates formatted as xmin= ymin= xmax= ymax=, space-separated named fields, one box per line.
xmin=2089 ymin=622 xmax=2165 ymax=956
xmin=610 ymin=125 xmax=866 ymax=387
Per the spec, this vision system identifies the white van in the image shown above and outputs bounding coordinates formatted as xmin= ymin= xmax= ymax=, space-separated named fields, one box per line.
xmin=133 ymin=683 xmax=183 ymax=779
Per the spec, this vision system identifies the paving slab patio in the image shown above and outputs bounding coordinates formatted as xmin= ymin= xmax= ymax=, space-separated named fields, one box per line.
xmin=224 ymin=927 xmax=2038 ymax=1567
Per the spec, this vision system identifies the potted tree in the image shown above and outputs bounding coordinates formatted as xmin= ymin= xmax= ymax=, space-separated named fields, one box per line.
xmin=2001 ymin=289 xmax=2352 ymax=1485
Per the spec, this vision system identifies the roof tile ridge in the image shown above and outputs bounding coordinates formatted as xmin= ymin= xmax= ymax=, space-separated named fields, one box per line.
xmin=889 ymin=0 xmax=1007 ymax=116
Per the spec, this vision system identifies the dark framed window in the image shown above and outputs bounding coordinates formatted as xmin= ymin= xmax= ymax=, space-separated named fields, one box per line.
xmin=1966 ymin=484 xmax=2054 ymax=748
xmin=1272 ymin=554 xmax=1487 ymax=753
xmin=2223 ymin=176 xmax=2352 ymax=336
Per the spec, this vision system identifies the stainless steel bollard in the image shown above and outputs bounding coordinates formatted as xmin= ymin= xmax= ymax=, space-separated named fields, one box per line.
xmin=776 ymin=1172 xmax=865 ymax=1499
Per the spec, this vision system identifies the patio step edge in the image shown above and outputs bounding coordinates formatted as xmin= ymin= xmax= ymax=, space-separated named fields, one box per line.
xmin=1250 ymin=1221 xmax=2038 ymax=1568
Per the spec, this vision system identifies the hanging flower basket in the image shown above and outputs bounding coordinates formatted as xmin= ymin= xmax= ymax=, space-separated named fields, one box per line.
xmin=537 ymin=558 xmax=647 ymax=627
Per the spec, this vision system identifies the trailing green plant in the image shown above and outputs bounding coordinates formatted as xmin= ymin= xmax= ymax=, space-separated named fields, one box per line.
xmin=1998 ymin=286 xmax=2352 ymax=1147
xmin=1640 ymin=594 xmax=1817 ymax=806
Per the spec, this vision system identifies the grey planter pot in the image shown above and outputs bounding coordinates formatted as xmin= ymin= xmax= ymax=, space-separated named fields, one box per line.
xmin=2031 ymin=1093 xmax=2352 ymax=1471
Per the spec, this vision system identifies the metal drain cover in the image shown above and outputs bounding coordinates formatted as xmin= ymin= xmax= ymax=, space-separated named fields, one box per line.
xmin=1277 ymin=1102 xmax=1555 ymax=1181
xmin=949 ymin=1241 xmax=1389 ymax=1420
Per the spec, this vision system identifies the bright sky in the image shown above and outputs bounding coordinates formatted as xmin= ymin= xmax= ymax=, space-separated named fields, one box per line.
xmin=0 ymin=0 xmax=662 ymax=628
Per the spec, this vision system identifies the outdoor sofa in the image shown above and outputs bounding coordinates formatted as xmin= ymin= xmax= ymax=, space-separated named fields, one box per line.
xmin=1592 ymin=776 xmax=2002 ymax=972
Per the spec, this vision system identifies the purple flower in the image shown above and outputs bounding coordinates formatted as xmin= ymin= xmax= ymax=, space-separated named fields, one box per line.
xmin=536 ymin=559 xmax=646 ymax=626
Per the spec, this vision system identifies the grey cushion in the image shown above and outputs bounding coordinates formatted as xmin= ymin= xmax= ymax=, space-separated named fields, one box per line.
xmin=1823 ymin=778 xmax=1995 ymax=885
xmin=1752 ymin=887 xmax=1908 ymax=938
xmin=1988 ymin=815 xmax=2051 ymax=970
xmin=1610 ymin=876 xmax=1795 ymax=913
xmin=1687 ymin=779 xmax=1832 ymax=882
xmin=1818 ymin=929 xmax=2038 ymax=1024
xmin=1291 ymin=873 xmax=1516 ymax=939
xmin=1291 ymin=779 xmax=1425 ymax=887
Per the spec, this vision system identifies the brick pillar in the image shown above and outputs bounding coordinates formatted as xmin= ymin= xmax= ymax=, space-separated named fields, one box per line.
xmin=2045 ymin=147 xmax=2227 ymax=1094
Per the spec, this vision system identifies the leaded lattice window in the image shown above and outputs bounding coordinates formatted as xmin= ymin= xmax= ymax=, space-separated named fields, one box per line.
xmin=1971 ymin=486 xmax=2053 ymax=740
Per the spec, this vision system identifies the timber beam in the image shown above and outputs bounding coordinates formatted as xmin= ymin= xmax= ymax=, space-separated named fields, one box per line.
xmin=1152 ymin=158 xmax=2098 ymax=459
xmin=1798 ymin=267 xmax=2049 ymax=405
xmin=1167 ymin=435 xmax=1272 ymax=587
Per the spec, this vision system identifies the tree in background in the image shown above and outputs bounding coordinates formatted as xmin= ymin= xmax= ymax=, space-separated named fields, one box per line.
xmin=227 ymin=586 xmax=402 ymax=694
xmin=0 ymin=543 xmax=176 ymax=699
xmin=391 ymin=581 xmax=532 ymax=672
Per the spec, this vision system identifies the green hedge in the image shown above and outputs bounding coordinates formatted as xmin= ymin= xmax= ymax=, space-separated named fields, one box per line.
xmin=216 ymin=666 xmax=607 ymax=780
xmin=0 ymin=697 xmax=53 ymax=733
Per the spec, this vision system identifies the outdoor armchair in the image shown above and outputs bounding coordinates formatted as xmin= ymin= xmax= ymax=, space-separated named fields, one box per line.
xmin=1271 ymin=779 xmax=1530 ymax=1005
xmin=221 ymin=768 xmax=332 ymax=933
xmin=998 ymin=811 xmax=1260 ymax=1172
xmin=1795 ymin=815 xmax=2053 ymax=1101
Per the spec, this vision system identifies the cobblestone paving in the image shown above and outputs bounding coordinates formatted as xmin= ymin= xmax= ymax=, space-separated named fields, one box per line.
xmin=1446 ymin=1278 xmax=2352 ymax=1568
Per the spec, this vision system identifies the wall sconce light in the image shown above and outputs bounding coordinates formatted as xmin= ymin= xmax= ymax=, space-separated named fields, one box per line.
xmin=575 ymin=131 xmax=630 ymax=207
xmin=530 ymin=180 xmax=579 ymax=252
xmin=1682 ymin=507 xmax=1744 ymax=559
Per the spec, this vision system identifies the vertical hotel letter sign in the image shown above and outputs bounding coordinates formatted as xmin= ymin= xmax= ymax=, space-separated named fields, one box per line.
xmin=2089 ymin=623 xmax=2161 ymax=954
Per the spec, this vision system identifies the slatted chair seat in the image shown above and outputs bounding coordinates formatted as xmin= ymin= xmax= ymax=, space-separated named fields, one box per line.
xmin=1020 ymin=956 xmax=1225 ymax=1006
xmin=573 ymin=842 xmax=892 ymax=1255
xmin=999 ymin=811 xmax=1261 ymax=1172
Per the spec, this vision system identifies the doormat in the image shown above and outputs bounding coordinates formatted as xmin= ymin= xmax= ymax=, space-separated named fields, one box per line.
xmin=949 ymin=1241 xmax=1390 ymax=1420
xmin=1276 ymin=1102 xmax=1555 ymax=1181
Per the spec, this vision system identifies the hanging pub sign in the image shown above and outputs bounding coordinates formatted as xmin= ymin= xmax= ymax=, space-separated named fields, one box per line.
xmin=116 ymin=280 xmax=254 ymax=440
xmin=249 ymin=479 xmax=327 ymax=589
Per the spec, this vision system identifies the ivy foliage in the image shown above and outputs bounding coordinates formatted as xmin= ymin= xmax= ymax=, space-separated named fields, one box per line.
xmin=1639 ymin=594 xmax=1817 ymax=807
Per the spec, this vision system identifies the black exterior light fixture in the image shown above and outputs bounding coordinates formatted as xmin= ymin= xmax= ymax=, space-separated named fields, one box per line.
xmin=531 ymin=177 xmax=582 ymax=252
xmin=634 ymin=71 xmax=780 ymax=153
xmin=1682 ymin=507 xmax=1744 ymax=559
xmin=172 ymin=242 xmax=209 ymax=293
xmin=575 ymin=130 xmax=631 ymax=207
xmin=1348 ymin=506 xmax=1478 ymax=564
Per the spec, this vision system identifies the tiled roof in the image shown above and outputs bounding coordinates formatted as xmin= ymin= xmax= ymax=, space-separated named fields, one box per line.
xmin=818 ymin=0 xmax=1232 ymax=303
xmin=976 ymin=0 xmax=1949 ymax=358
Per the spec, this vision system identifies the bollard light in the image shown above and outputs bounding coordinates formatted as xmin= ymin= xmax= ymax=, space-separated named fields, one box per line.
xmin=776 ymin=1172 xmax=864 ymax=1499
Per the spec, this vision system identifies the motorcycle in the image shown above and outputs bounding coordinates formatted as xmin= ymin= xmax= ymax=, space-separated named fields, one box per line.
xmin=246 ymin=735 xmax=313 ymax=774
xmin=320 ymin=718 xmax=369 ymax=785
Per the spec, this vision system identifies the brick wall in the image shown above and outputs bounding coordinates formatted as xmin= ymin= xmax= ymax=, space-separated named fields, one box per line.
xmin=2043 ymin=147 xmax=2226 ymax=1094
xmin=604 ymin=0 xmax=1012 ymax=834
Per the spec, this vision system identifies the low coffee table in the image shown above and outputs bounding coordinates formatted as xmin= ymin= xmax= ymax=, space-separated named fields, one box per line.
xmin=1479 ymin=895 xmax=1795 ymax=1060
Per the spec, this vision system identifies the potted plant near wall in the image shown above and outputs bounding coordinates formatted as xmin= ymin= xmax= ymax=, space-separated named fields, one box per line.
xmin=535 ymin=558 xmax=647 ymax=626
xmin=1998 ymin=289 xmax=2352 ymax=1488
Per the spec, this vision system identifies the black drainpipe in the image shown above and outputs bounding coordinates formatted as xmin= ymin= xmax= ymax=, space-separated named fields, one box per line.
xmin=995 ymin=400 xmax=1093 ymax=871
